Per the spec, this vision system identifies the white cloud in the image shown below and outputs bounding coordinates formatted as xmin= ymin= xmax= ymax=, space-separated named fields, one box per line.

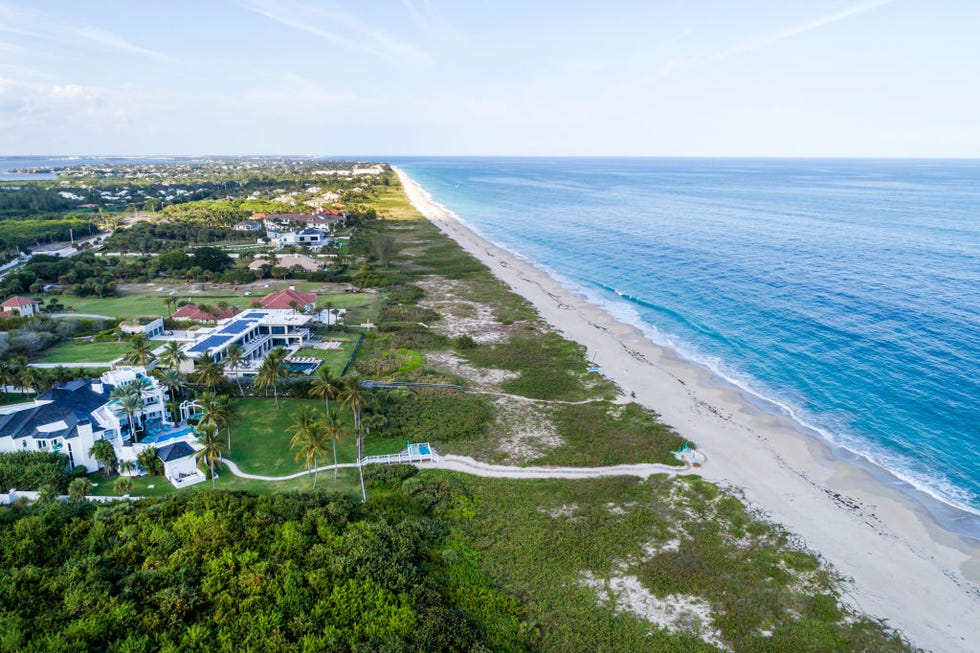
xmin=244 ymin=0 xmax=432 ymax=65
xmin=0 ymin=5 xmax=176 ymax=62
xmin=707 ymin=0 xmax=898 ymax=62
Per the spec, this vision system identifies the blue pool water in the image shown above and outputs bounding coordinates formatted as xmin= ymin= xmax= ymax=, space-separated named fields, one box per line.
xmin=392 ymin=157 xmax=980 ymax=536
xmin=141 ymin=427 xmax=195 ymax=445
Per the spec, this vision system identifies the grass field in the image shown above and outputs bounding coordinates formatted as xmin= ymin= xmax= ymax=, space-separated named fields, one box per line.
xmin=37 ymin=340 xmax=131 ymax=363
xmin=227 ymin=397 xmax=405 ymax=477
xmin=294 ymin=340 xmax=358 ymax=374
xmin=59 ymin=289 xmax=372 ymax=319
xmin=86 ymin=466 xmax=365 ymax=497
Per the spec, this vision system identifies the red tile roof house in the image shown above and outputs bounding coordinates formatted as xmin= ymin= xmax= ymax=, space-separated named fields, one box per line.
xmin=171 ymin=304 xmax=238 ymax=322
xmin=1 ymin=296 xmax=42 ymax=318
xmin=257 ymin=288 xmax=317 ymax=313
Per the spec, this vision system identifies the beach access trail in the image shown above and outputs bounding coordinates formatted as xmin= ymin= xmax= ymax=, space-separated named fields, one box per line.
xmin=224 ymin=455 xmax=699 ymax=483
xmin=393 ymin=167 xmax=980 ymax=653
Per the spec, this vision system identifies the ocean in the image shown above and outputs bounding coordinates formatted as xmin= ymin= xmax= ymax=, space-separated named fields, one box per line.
xmin=390 ymin=157 xmax=980 ymax=537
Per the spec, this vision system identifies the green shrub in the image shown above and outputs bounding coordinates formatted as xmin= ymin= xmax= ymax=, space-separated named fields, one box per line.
xmin=363 ymin=463 xmax=419 ymax=489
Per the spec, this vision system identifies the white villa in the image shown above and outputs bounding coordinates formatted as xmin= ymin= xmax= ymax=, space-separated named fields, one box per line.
xmin=0 ymin=367 xmax=205 ymax=488
xmin=179 ymin=299 xmax=316 ymax=372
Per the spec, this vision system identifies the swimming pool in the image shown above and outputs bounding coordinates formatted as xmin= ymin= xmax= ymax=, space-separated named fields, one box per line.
xmin=287 ymin=361 xmax=321 ymax=374
xmin=141 ymin=426 xmax=195 ymax=445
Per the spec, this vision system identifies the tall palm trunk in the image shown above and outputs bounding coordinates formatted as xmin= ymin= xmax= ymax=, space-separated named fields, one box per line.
xmin=313 ymin=455 xmax=318 ymax=489
xmin=273 ymin=384 xmax=280 ymax=409
xmin=357 ymin=435 xmax=366 ymax=502
xmin=210 ymin=460 xmax=216 ymax=489
xmin=333 ymin=439 xmax=338 ymax=480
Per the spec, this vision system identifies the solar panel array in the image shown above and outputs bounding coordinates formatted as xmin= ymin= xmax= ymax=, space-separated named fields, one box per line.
xmin=219 ymin=320 xmax=253 ymax=335
xmin=241 ymin=311 xmax=267 ymax=319
xmin=187 ymin=335 xmax=232 ymax=353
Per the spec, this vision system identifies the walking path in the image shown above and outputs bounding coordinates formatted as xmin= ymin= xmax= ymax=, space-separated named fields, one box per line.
xmin=221 ymin=452 xmax=703 ymax=482
xmin=48 ymin=312 xmax=116 ymax=320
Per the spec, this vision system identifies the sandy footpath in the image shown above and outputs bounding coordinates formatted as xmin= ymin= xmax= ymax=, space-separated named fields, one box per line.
xmin=394 ymin=167 xmax=980 ymax=652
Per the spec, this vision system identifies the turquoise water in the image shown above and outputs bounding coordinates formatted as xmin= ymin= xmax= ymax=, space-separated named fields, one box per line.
xmin=391 ymin=157 xmax=980 ymax=537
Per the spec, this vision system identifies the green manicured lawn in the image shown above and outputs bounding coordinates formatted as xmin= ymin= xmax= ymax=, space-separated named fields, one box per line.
xmin=316 ymin=292 xmax=374 ymax=309
xmin=86 ymin=467 xmax=365 ymax=497
xmin=87 ymin=473 xmax=177 ymax=498
xmin=37 ymin=340 xmax=132 ymax=363
xmin=227 ymin=397 xmax=404 ymax=477
xmin=60 ymin=294 xmax=172 ymax=318
xmin=59 ymin=290 xmax=370 ymax=319
xmin=294 ymin=340 xmax=357 ymax=374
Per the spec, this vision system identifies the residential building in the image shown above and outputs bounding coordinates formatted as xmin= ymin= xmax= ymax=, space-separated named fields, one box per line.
xmin=271 ymin=227 xmax=330 ymax=250
xmin=259 ymin=288 xmax=317 ymax=312
xmin=1 ymin=296 xmax=41 ymax=317
xmin=120 ymin=317 xmax=165 ymax=338
xmin=0 ymin=367 xmax=203 ymax=487
xmin=171 ymin=304 xmax=238 ymax=322
xmin=233 ymin=220 xmax=263 ymax=232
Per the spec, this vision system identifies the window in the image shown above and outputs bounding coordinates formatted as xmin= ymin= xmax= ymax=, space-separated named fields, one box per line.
xmin=37 ymin=440 xmax=47 ymax=449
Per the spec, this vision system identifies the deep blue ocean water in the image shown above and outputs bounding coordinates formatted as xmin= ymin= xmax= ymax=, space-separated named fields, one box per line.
xmin=391 ymin=157 xmax=980 ymax=534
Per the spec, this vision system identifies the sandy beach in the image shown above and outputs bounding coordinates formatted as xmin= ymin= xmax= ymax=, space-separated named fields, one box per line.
xmin=394 ymin=167 xmax=980 ymax=653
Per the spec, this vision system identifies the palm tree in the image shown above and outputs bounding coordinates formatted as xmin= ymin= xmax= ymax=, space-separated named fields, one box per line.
xmin=88 ymin=438 xmax=117 ymax=478
xmin=194 ymin=422 xmax=226 ymax=489
xmin=193 ymin=353 xmax=225 ymax=390
xmin=222 ymin=344 xmax=246 ymax=396
xmin=0 ymin=362 xmax=16 ymax=398
xmin=137 ymin=446 xmax=162 ymax=475
xmin=309 ymin=365 xmax=337 ymax=413
xmin=254 ymin=347 xmax=289 ymax=408
xmin=338 ymin=374 xmax=370 ymax=501
xmin=288 ymin=406 xmax=330 ymax=488
xmin=18 ymin=366 xmax=45 ymax=396
xmin=219 ymin=394 xmax=240 ymax=453
xmin=322 ymin=407 xmax=348 ymax=480
xmin=115 ymin=391 xmax=143 ymax=441
xmin=324 ymin=300 xmax=335 ymax=328
xmin=124 ymin=334 xmax=155 ymax=366
xmin=114 ymin=476 xmax=133 ymax=495
xmin=160 ymin=340 xmax=186 ymax=370
xmin=163 ymin=296 xmax=177 ymax=317
xmin=155 ymin=367 xmax=185 ymax=421
xmin=68 ymin=477 xmax=92 ymax=501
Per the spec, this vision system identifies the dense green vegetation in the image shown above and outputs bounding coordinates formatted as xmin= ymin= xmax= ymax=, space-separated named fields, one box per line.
xmin=0 ymin=451 xmax=70 ymax=493
xmin=0 ymin=487 xmax=531 ymax=651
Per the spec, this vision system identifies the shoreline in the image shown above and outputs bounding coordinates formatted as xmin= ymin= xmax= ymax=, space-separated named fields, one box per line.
xmin=393 ymin=166 xmax=980 ymax=652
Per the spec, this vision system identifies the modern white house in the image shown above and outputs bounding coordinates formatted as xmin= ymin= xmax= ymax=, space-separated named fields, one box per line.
xmin=270 ymin=227 xmax=331 ymax=250
xmin=0 ymin=367 xmax=205 ymax=487
xmin=180 ymin=307 xmax=315 ymax=372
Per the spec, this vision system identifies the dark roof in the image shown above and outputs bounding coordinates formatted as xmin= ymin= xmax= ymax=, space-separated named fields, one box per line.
xmin=157 ymin=441 xmax=196 ymax=462
xmin=0 ymin=379 xmax=111 ymax=441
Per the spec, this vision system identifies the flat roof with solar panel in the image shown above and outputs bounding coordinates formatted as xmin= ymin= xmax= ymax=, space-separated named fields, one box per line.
xmin=219 ymin=320 xmax=253 ymax=335
xmin=187 ymin=335 xmax=232 ymax=353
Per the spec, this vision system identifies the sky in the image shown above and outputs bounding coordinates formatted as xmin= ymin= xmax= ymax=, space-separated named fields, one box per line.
xmin=0 ymin=0 xmax=978 ymax=157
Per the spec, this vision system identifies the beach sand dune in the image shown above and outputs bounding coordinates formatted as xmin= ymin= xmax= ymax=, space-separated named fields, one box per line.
xmin=394 ymin=167 xmax=980 ymax=653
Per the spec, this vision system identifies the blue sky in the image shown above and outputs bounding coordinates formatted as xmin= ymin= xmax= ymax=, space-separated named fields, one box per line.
xmin=0 ymin=0 xmax=977 ymax=156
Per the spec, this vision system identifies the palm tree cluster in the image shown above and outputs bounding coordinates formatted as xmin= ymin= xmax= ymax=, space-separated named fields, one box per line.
xmin=0 ymin=359 xmax=95 ymax=397
xmin=290 ymin=368 xmax=385 ymax=500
